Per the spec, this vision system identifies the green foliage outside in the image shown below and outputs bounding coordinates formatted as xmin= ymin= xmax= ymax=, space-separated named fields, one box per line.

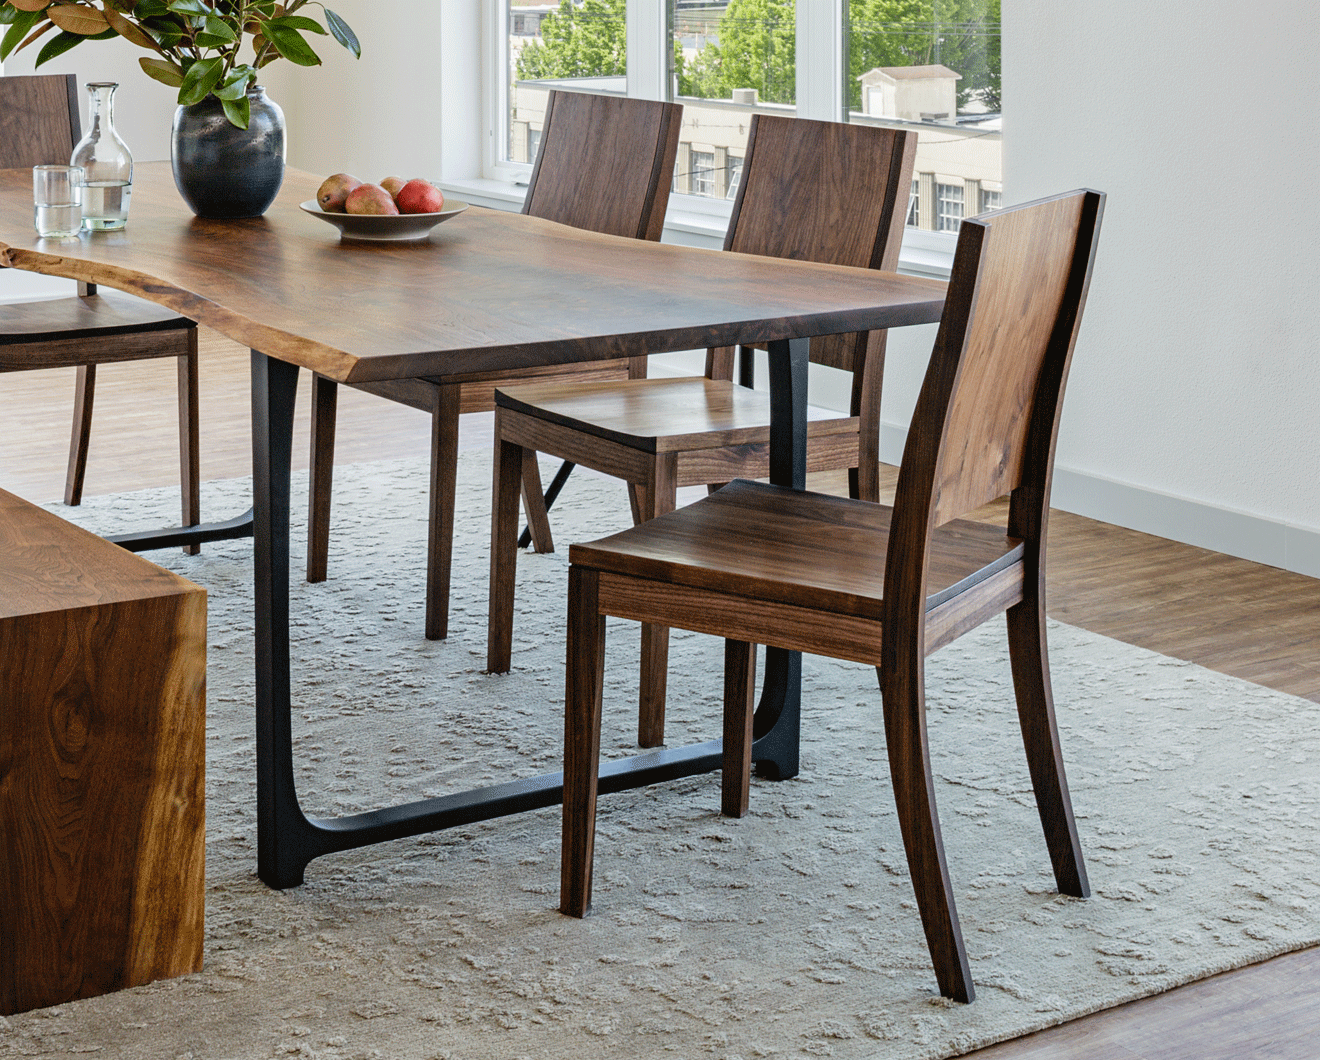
xmin=515 ymin=0 xmax=626 ymax=81
xmin=514 ymin=0 xmax=999 ymax=115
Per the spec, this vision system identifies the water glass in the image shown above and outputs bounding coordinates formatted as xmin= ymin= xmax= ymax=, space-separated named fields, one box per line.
xmin=33 ymin=165 xmax=84 ymax=239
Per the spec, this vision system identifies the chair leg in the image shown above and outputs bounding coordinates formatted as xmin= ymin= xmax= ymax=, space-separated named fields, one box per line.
xmin=561 ymin=565 xmax=606 ymax=918
xmin=637 ymin=454 xmax=677 ymax=748
xmin=879 ymin=648 xmax=975 ymax=1003
xmin=306 ymin=374 xmax=338 ymax=583
xmin=1006 ymin=590 xmax=1090 ymax=898
xmin=64 ymin=363 xmax=96 ymax=507
xmin=425 ymin=385 xmax=461 ymax=641
xmin=486 ymin=417 xmax=523 ymax=674
xmin=177 ymin=331 xmax=201 ymax=555
xmin=721 ymin=639 xmax=757 ymax=818
xmin=520 ymin=449 xmax=555 ymax=554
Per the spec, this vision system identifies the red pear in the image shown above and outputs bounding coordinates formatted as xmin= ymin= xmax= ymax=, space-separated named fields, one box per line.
xmin=395 ymin=179 xmax=444 ymax=215
xmin=316 ymin=172 xmax=361 ymax=212
xmin=344 ymin=184 xmax=400 ymax=215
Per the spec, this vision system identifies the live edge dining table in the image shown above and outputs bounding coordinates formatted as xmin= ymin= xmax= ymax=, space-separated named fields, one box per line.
xmin=0 ymin=162 xmax=947 ymax=889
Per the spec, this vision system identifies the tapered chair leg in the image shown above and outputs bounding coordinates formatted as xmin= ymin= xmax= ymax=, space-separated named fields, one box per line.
xmin=1006 ymin=590 xmax=1090 ymax=897
xmin=721 ymin=639 xmax=757 ymax=818
xmin=64 ymin=363 xmax=96 ymax=507
xmin=520 ymin=449 xmax=555 ymax=554
xmin=880 ymin=652 xmax=975 ymax=1003
xmin=306 ymin=374 xmax=338 ymax=583
xmin=487 ymin=419 xmax=524 ymax=674
xmin=425 ymin=386 xmax=461 ymax=640
xmin=561 ymin=566 xmax=606 ymax=918
xmin=177 ymin=332 xmax=201 ymax=555
xmin=637 ymin=454 xmax=677 ymax=748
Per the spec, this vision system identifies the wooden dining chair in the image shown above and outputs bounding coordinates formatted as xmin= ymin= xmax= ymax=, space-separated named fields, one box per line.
xmin=558 ymin=189 xmax=1106 ymax=1003
xmin=488 ymin=115 xmax=916 ymax=747
xmin=0 ymin=74 xmax=200 ymax=547
xmin=305 ymin=90 xmax=682 ymax=640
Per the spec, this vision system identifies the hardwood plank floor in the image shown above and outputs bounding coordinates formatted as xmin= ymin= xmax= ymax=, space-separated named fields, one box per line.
xmin=1 ymin=327 xmax=1317 ymax=1059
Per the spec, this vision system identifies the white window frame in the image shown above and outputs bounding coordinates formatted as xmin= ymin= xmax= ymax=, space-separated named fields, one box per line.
xmin=473 ymin=0 xmax=962 ymax=275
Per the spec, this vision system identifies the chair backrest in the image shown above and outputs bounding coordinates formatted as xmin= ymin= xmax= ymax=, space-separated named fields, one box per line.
xmin=523 ymin=90 xmax=681 ymax=243
xmin=0 ymin=74 xmax=80 ymax=169
xmin=719 ymin=114 xmax=916 ymax=375
xmin=888 ymin=188 xmax=1104 ymax=587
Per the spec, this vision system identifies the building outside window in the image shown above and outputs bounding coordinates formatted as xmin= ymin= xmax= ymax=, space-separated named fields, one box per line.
xmin=936 ymin=181 xmax=964 ymax=232
xmin=497 ymin=1 xmax=1000 ymax=235
xmin=690 ymin=150 xmax=717 ymax=197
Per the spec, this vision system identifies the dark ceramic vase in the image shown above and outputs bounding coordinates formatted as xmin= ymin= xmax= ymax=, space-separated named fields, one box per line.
xmin=171 ymin=85 xmax=285 ymax=219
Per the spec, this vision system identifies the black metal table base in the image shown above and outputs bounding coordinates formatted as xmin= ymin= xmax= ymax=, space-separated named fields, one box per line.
xmin=253 ymin=338 xmax=810 ymax=890
xmin=110 ymin=509 xmax=255 ymax=553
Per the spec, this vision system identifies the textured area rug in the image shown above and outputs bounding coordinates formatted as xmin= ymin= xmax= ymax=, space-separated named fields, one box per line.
xmin=5 ymin=454 xmax=1318 ymax=1060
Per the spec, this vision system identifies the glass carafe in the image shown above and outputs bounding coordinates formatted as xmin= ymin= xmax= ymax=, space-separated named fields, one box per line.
xmin=71 ymin=82 xmax=132 ymax=231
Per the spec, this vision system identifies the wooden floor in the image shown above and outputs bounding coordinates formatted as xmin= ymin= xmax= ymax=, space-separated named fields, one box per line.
xmin=2 ymin=327 xmax=1317 ymax=1058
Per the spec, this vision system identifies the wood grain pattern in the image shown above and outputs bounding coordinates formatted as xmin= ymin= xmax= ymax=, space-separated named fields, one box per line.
xmin=0 ymin=164 xmax=946 ymax=383
xmin=0 ymin=75 xmax=201 ymax=540
xmin=0 ymin=335 xmax=1314 ymax=1056
xmin=0 ymin=490 xmax=205 ymax=1016
xmin=559 ymin=191 xmax=1105 ymax=1005
xmin=490 ymin=117 xmax=918 ymax=745
xmin=302 ymin=91 xmax=685 ymax=641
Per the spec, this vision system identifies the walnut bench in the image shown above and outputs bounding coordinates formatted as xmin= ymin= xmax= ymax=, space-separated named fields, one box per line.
xmin=0 ymin=488 xmax=205 ymax=1015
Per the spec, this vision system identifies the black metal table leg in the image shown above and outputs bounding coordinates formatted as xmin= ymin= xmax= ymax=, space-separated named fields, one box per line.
xmin=251 ymin=336 xmax=811 ymax=888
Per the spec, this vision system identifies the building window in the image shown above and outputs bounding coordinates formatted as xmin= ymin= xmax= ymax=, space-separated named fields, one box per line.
xmin=906 ymin=178 xmax=918 ymax=227
xmin=691 ymin=150 xmax=716 ymax=197
xmin=527 ymin=126 xmax=542 ymax=167
xmin=726 ymin=154 xmax=744 ymax=200
xmin=490 ymin=0 xmax=1000 ymax=242
xmin=936 ymin=182 xmax=964 ymax=232
xmin=979 ymin=187 xmax=1002 ymax=213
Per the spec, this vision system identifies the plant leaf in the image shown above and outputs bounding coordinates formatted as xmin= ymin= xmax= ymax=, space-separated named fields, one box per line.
xmin=221 ymin=94 xmax=250 ymax=128
xmin=323 ymin=7 xmax=357 ymax=58
xmin=139 ymin=54 xmax=185 ymax=86
xmin=213 ymin=66 xmax=253 ymax=99
xmin=14 ymin=18 xmax=55 ymax=52
xmin=177 ymin=53 xmax=223 ymax=104
xmin=264 ymin=13 xmax=323 ymax=34
xmin=8 ymin=0 xmax=53 ymax=13
xmin=46 ymin=2 xmax=109 ymax=34
xmin=0 ymin=8 xmax=44 ymax=60
xmin=202 ymin=12 xmax=235 ymax=39
xmin=103 ymin=5 xmax=163 ymax=52
xmin=35 ymin=27 xmax=89 ymax=64
xmin=166 ymin=0 xmax=211 ymax=15
xmin=263 ymin=22 xmax=319 ymax=65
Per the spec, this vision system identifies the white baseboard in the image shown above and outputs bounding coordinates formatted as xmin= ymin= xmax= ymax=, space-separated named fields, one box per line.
xmin=878 ymin=424 xmax=1320 ymax=581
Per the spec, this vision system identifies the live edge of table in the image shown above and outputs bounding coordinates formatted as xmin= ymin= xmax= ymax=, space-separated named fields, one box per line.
xmin=0 ymin=163 xmax=947 ymax=888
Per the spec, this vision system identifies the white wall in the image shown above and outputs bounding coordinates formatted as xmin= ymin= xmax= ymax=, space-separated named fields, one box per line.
xmin=1004 ymin=0 xmax=1320 ymax=573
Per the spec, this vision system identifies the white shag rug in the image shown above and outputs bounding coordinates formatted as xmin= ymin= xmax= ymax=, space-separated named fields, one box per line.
xmin=4 ymin=453 xmax=1318 ymax=1060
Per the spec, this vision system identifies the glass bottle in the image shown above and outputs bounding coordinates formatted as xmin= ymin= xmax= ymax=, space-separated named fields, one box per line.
xmin=70 ymin=82 xmax=133 ymax=231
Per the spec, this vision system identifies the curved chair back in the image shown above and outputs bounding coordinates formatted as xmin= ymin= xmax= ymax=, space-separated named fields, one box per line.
xmin=523 ymin=90 xmax=681 ymax=243
xmin=0 ymin=74 xmax=81 ymax=167
xmin=723 ymin=114 xmax=916 ymax=374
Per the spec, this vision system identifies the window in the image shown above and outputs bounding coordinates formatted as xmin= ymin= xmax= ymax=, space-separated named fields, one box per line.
xmin=979 ymin=186 xmax=1002 ymax=212
xmin=690 ymin=150 xmax=716 ymax=197
xmin=487 ymin=0 xmax=1001 ymax=253
xmin=936 ymin=181 xmax=964 ymax=232
xmin=726 ymin=154 xmax=744 ymax=200
xmin=527 ymin=127 xmax=542 ymax=167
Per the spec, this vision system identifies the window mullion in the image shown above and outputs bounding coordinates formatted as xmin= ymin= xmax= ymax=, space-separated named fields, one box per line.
xmin=627 ymin=0 xmax=668 ymax=100
xmin=796 ymin=0 xmax=845 ymax=122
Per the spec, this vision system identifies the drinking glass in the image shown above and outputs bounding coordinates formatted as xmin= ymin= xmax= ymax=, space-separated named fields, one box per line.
xmin=33 ymin=165 xmax=84 ymax=239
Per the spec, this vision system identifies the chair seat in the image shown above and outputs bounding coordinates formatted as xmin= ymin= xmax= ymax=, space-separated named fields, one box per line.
xmin=567 ymin=478 xmax=1022 ymax=621
xmin=496 ymin=376 xmax=857 ymax=454
xmin=0 ymin=289 xmax=192 ymax=349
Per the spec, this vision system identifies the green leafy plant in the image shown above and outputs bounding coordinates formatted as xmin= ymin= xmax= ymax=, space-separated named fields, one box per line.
xmin=0 ymin=1 xmax=359 ymax=127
